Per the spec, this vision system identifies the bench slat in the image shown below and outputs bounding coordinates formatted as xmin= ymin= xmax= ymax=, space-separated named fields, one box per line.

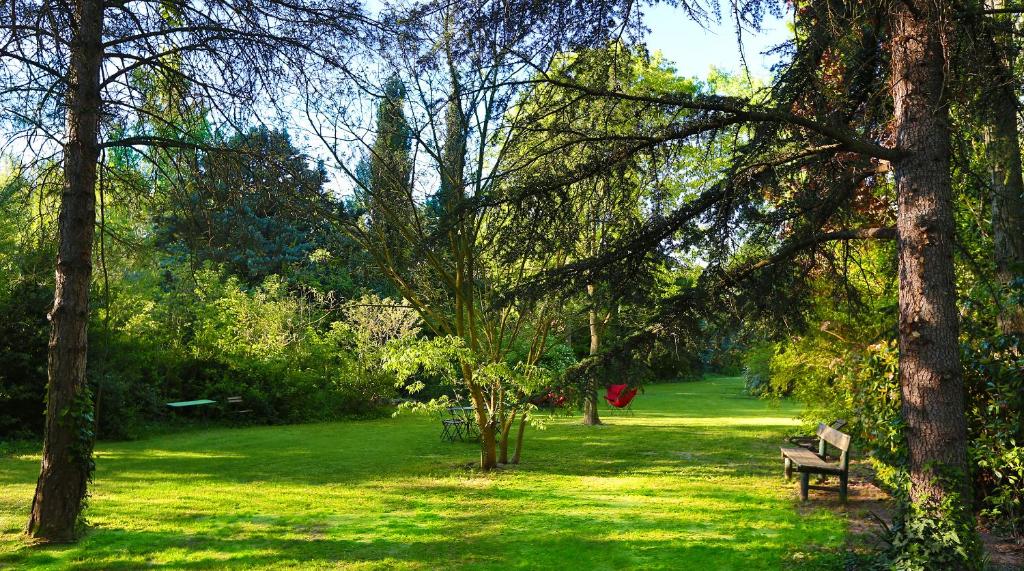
xmin=817 ymin=423 xmax=851 ymax=451
xmin=781 ymin=446 xmax=827 ymax=465
xmin=780 ymin=447 xmax=843 ymax=473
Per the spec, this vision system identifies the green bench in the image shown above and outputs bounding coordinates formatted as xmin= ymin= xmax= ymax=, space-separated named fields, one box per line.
xmin=781 ymin=423 xmax=851 ymax=502
xmin=166 ymin=397 xmax=251 ymax=416
xmin=166 ymin=399 xmax=216 ymax=409
xmin=787 ymin=418 xmax=846 ymax=459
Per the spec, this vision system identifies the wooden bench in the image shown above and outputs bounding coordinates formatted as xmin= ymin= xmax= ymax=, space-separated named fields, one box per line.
xmin=781 ymin=423 xmax=851 ymax=502
xmin=787 ymin=419 xmax=846 ymax=459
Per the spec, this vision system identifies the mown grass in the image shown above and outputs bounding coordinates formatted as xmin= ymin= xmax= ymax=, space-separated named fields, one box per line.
xmin=0 ymin=376 xmax=848 ymax=569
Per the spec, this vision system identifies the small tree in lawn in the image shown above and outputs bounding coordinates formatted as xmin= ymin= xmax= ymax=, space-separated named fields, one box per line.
xmin=327 ymin=77 xmax=566 ymax=469
xmin=309 ymin=0 xmax=633 ymax=470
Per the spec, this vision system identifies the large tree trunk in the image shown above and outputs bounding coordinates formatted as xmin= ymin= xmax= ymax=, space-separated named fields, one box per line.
xmin=982 ymin=1 xmax=1024 ymax=336
xmin=582 ymin=284 xmax=602 ymax=425
xmin=889 ymin=0 xmax=972 ymax=547
xmin=27 ymin=0 xmax=104 ymax=543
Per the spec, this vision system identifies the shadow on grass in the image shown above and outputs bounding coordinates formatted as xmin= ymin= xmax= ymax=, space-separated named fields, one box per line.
xmin=69 ymin=417 xmax=796 ymax=487
xmin=2 ymin=534 xmax=761 ymax=570
xmin=0 ymin=378 xmax=848 ymax=569
xmin=1 ymin=491 xmax=844 ymax=570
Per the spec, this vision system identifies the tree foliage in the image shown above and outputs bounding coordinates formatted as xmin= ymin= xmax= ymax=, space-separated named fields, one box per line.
xmin=0 ymin=0 xmax=1021 ymax=563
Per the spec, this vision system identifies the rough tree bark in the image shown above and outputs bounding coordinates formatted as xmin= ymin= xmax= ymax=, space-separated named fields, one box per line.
xmin=582 ymin=283 xmax=602 ymax=425
xmin=889 ymin=0 xmax=970 ymax=515
xmin=466 ymin=372 xmax=498 ymax=470
xmin=478 ymin=419 xmax=498 ymax=470
xmin=982 ymin=1 xmax=1024 ymax=336
xmin=511 ymin=415 xmax=527 ymax=464
xmin=27 ymin=0 xmax=104 ymax=542
xmin=498 ymin=411 xmax=515 ymax=464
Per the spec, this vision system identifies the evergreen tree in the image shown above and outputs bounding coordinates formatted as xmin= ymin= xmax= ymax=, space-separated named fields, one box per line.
xmin=156 ymin=127 xmax=332 ymax=285
xmin=362 ymin=76 xmax=414 ymax=274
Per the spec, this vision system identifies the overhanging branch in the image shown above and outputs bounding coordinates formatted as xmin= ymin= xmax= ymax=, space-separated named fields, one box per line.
xmin=742 ymin=227 xmax=897 ymax=275
xmin=535 ymin=78 xmax=905 ymax=162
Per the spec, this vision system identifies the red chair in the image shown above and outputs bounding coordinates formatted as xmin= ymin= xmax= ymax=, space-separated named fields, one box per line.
xmin=605 ymin=384 xmax=626 ymax=402
xmin=604 ymin=384 xmax=638 ymax=415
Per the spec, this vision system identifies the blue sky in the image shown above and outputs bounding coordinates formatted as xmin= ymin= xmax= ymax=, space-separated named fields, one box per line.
xmin=642 ymin=2 xmax=792 ymax=81
xmin=357 ymin=1 xmax=792 ymax=80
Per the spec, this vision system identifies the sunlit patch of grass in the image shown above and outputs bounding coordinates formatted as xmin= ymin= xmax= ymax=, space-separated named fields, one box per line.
xmin=0 ymin=376 xmax=848 ymax=569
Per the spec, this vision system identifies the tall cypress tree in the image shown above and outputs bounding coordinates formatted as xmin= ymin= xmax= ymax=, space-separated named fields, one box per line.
xmin=364 ymin=76 xmax=414 ymax=273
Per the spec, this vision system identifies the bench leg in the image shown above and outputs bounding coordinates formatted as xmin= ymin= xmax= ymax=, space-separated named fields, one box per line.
xmin=783 ymin=457 xmax=793 ymax=481
xmin=839 ymin=472 xmax=848 ymax=504
xmin=800 ymin=472 xmax=810 ymax=501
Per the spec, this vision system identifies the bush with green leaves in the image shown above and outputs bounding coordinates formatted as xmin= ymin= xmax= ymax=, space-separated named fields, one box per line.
xmin=848 ymin=336 xmax=1023 ymax=548
xmin=741 ymin=342 xmax=776 ymax=396
xmin=0 ymin=167 xmax=55 ymax=438
xmin=0 ymin=276 xmax=52 ymax=438
xmin=883 ymin=490 xmax=985 ymax=571
xmin=964 ymin=334 xmax=1023 ymax=541
xmin=80 ymin=265 xmax=417 ymax=437
xmin=172 ymin=268 xmax=406 ymax=422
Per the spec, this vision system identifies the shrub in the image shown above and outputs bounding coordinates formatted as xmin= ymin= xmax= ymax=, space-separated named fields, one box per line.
xmin=741 ymin=342 xmax=776 ymax=396
xmin=77 ymin=266 xmax=413 ymax=438
xmin=964 ymin=334 xmax=1023 ymax=541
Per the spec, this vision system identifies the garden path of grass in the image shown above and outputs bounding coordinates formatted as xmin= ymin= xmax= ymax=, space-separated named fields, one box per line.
xmin=0 ymin=376 xmax=848 ymax=570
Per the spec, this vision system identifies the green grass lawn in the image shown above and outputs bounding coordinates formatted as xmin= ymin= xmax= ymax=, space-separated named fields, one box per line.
xmin=0 ymin=376 xmax=848 ymax=569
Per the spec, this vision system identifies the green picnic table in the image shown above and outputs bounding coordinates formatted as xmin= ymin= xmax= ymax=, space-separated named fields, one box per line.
xmin=166 ymin=399 xmax=217 ymax=408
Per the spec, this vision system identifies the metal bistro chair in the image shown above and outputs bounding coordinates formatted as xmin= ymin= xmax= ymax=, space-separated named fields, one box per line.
xmin=440 ymin=407 xmax=470 ymax=442
xmin=458 ymin=406 xmax=479 ymax=439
